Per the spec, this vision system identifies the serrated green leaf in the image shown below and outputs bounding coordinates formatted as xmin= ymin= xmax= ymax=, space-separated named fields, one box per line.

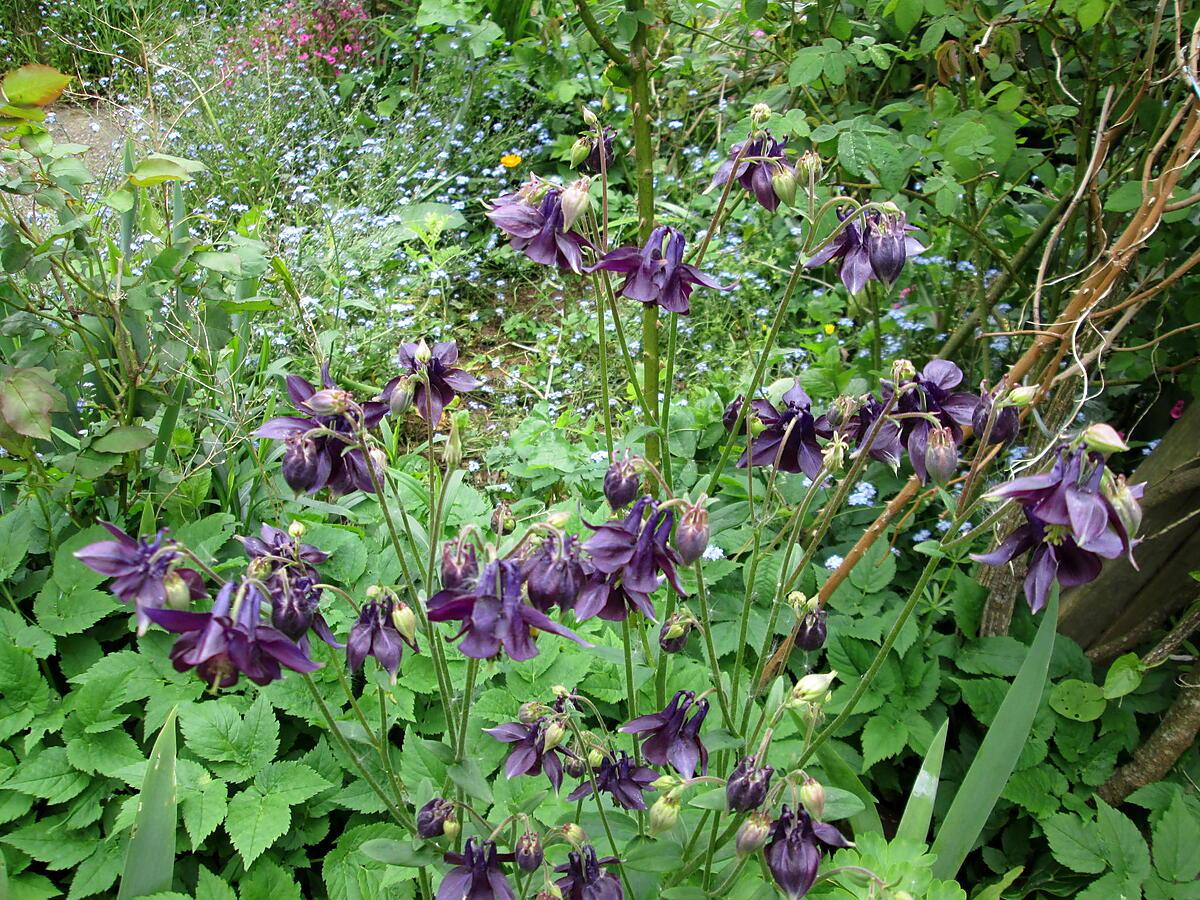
xmin=182 ymin=777 xmax=227 ymax=850
xmin=1096 ymin=797 xmax=1151 ymax=882
xmin=225 ymin=787 xmax=291 ymax=867
xmin=1152 ymin=793 xmax=1200 ymax=881
xmin=3 ymin=747 xmax=89 ymax=803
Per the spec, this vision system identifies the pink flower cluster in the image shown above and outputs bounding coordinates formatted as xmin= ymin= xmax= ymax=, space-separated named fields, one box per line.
xmin=218 ymin=0 xmax=372 ymax=81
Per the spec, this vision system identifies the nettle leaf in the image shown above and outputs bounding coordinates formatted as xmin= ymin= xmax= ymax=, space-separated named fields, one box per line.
xmin=194 ymin=865 xmax=236 ymax=900
xmin=847 ymin=540 xmax=896 ymax=594
xmin=224 ymin=787 xmax=292 ymax=867
xmin=253 ymin=760 xmax=332 ymax=805
xmin=33 ymin=583 xmax=120 ymax=637
xmin=240 ymin=857 xmax=302 ymax=900
xmin=66 ymin=728 xmax=143 ymax=777
xmin=861 ymin=710 xmax=908 ymax=769
xmin=3 ymin=747 xmax=90 ymax=803
xmin=181 ymin=776 xmax=227 ymax=850
xmin=68 ymin=839 xmax=123 ymax=900
xmin=179 ymin=696 xmax=279 ymax=782
xmin=172 ymin=513 xmax=237 ymax=565
xmin=1152 ymin=793 xmax=1200 ymax=881
xmin=1096 ymin=798 xmax=1152 ymax=883
xmin=2 ymin=816 xmax=98 ymax=869
xmin=956 ymin=636 xmax=1027 ymax=676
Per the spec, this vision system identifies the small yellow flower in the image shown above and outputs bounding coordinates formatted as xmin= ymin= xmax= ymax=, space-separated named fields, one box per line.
xmin=823 ymin=323 xmax=836 ymax=335
xmin=500 ymin=153 xmax=523 ymax=168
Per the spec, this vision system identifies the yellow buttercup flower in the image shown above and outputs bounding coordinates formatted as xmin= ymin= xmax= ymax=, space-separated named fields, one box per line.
xmin=500 ymin=153 xmax=522 ymax=168
xmin=823 ymin=323 xmax=836 ymax=335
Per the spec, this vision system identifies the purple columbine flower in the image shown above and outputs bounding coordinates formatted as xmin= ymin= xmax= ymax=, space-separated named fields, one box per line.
xmin=737 ymin=379 xmax=828 ymax=479
xmin=254 ymin=365 xmax=389 ymax=495
xmin=708 ymin=132 xmax=793 ymax=211
xmin=554 ymin=845 xmax=624 ymax=900
xmin=582 ymin=497 xmax=686 ymax=616
xmin=75 ymin=522 xmax=205 ymax=635
xmin=417 ymin=797 xmax=455 ymax=838
xmin=484 ymin=716 xmax=574 ymax=792
xmin=427 ymin=559 xmax=589 ymax=661
xmin=795 ymin=607 xmax=828 ymax=651
xmin=346 ymin=595 xmax=418 ymax=683
xmin=383 ymin=340 xmax=480 ymax=428
xmin=764 ymin=805 xmax=852 ymax=900
xmin=437 ymin=837 xmax=515 ymax=900
xmin=144 ymin=581 xmax=319 ymax=688
xmin=972 ymin=386 xmax=1020 ymax=445
xmin=833 ymin=395 xmax=904 ymax=469
xmin=441 ymin=537 xmax=479 ymax=591
xmin=523 ymin=534 xmax=587 ymax=612
xmin=238 ymin=524 xmax=340 ymax=649
xmin=890 ymin=360 xmax=980 ymax=483
xmin=864 ymin=209 xmax=925 ymax=284
xmin=486 ymin=181 xmax=592 ymax=273
xmin=603 ymin=451 xmax=640 ymax=510
xmin=804 ymin=211 xmax=874 ymax=295
xmin=567 ymin=751 xmax=658 ymax=811
xmin=587 ymin=226 xmax=732 ymax=315
xmin=574 ymin=567 xmax=656 ymax=622
xmin=971 ymin=446 xmax=1143 ymax=612
xmin=619 ymin=690 xmax=709 ymax=778
xmin=726 ymin=755 xmax=773 ymax=812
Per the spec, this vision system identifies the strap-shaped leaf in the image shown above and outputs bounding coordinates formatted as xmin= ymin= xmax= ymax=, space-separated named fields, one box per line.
xmin=896 ymin=718 xmax=949 ymax=844
xmin=118 ymin=707 xmax=178 ymax=899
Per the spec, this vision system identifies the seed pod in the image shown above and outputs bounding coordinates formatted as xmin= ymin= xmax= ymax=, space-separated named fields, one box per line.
xmin=750 ymin=103 xmax=772 ymax=125
xmin=771 ymin=164 xmax=797 ymax=207
xmin=443 ymin=415 xmax=464 ymax=470
xmin=492 ymin=501 xmax=516 ymax=535
xmin=649 ymin=794 xmax=681 ymax=834
xmin=391 ymin=602 xmax=418 ymax=647
xmin=658 ymin=611 xmax=694 ymax=654
xmin=288 ymin=520 xmax=307 ymax=539
xmin=890 ymin=359 xmax=916 ymax=384
xmin=163 ymin=571 xmax=194 ymax=611
xmin=674 ymin=500 xmax=710 ymax=565
xmin=560 ymin=822 xmax=587 ymax=846
xmin=924 ymin=426 xmax=958 ymax=485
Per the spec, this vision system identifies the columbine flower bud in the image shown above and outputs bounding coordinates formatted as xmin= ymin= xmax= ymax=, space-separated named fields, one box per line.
xmin=581 ymin=107 xmax=600 ymax=128
xmin=546 ymin=510 xmax=571 ymax=529
xmin=587 ymin=748 xmax=606 ymax=769
xmin=726 ymin=755 xmax=774 ymax=812
xmin=414 ymin=339 xmax=432 ymax=365
xmin=570 ymin=136 xmax=591 ymax=168
xmin=388 ymin=377 xmax=415 ymax=415
xmin=1102 ymin=471 xmax=1144 ymax=539
xmin=282 ymin=434 xmax=324 ymax=493
xmin=560 ymin=177 xmax=591 ymax=231
xmin=542 ymin=720 xmax=567 ymax=752
xmin=443 ymin=413 xmax=465 ymax=470
xmin=771 ymin=164 xmax=797 ymax=207
xmin=603 ymin=452 xmax=640 ymax=509
xmin=560 ymin=822 xmax=587 ymax=846
xmin=891 ymin=359 xmax=916 ymax=384
xmin=287 ymin=520 xmax=307 ymax=540
xmin=492 ymin=501 xmax=515 ymax=535
xmin=736 ymin=811 xmax=772 ymax=856
xmin=391 ymin=602 xmax=417 ymax=646
xmin=658 ymin=611 xmax=694 ymax=654
xmin=518 ymin=701 xmax=547 ymax=724
xmin=796 ymin=606 xmax=828 ymax=652
xmin=800 ymin=776 xmax=825 ymax=819
xmin=305 ymin=388 xmax=351 ymax=416
xmin=564 ymin=754 xmax=587 ymax=778
xmin=1005 ymin=384 xmax=1038 ymax=407
xmin=442 ymin=816 xmax=460 ymax=840
xmin=796 ymin=149 xmax=822 ymax=183
xmin=1082 ymin=423 xmax=1128 ymax=455
xmin=649 ymin=794 xmax=681 ymax=834
xmin=163 ymin=571 xmax=193 ymax=610
xmin=790 ymin=671 xmax=838 ymax=705
xmin=417 ymin=797 xmax=455 ymax=838
xmin=750 ymin=102 xmax=772 ymax=125
xmin=924 ymin=426 xmax=958 ymax=485
xmin=674 ymin=499 xmax=710 ymax=565
xmin=651 ymin=774 xmax=680 ymax=791
xmin=516 ymin=831 xmax=544 ymax=872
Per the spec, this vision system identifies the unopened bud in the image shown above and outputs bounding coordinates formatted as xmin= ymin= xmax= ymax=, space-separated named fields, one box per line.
xmin=560 ymin=822 xmax=587 ymax=846
xmin=413 ymin=340 xmax=433 ymax=365
xmin=570 ymin=136 xmax=591 ymax=168
xmin=800 ymin=776 xmax=825 ymax=819
xmin=560 ymin=177 xmax=591 ymax=231
xmin=796 ymin=149 xmax=822 ymax=183
xmin=519 ymin=701 xmax=547 ymax=724
xmin=750 ymin=103 xmax=772 ymax=125
xmin=542 ymin=720 xmax=567 ymax=752
xmin=603 ymin=451 xmax=640 ymax=509
xmin=587 ymin=748 xmax=606 ymax=769
xmin=1082 ymin=423 xmax=1128 ymax=455
xmin=649 ymin=794 xmax=681 ymax=834
xmin=1102 ymin=471 xmax=1144 ymax=540
xmin=658 ymin=611 xmax=694 ymax=654
xmin=1004 ymin=384 xmax=1037 ymax=407
xmin=391 ymin=602 xmax=417 ymax=645
xmin=796 ymin=607 xmax=828 ymax=652
xmin=673 ymin=499 xmax=710 ymax=565
xmin=791 ymin=671 xmax=838 ymax=705
xmin=924 ymin=426 xmax=958 ymax=485
xmin=891 ymin=359 xmax=916 ymax=384
xmin=545 ymin=510 xmax=571 ymax=529
xmin=305 ymin=388 xmax=351 ymax=416
xmin=442 ymin=816 xmax=460 ymax=840
xmin=736 ymin=811 xmax=772 ymax=856
xmin=287 ymin=520 xmax=307 ymax=539
xmin=771 ymin=164 xmax=797 ymax=207
xmin=651 ymin=774 xmax=680 ymax=791
xmin=581 ymin=107 xmax=600 ymax=128
xmin=163 ymin=571 xmax=193 ymax=610
xmin=551 ymin=684 xmax=571 ymax=699
xmin=366 ymin=584 xmax=384 ymax=600
xmin=388 ymin=377 xmax=415 ymax=416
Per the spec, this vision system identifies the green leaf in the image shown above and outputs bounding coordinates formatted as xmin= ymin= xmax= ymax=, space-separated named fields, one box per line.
xmin=3 ymin=65 xmax=72 ymax=107
xmin=92 ymin=425 xmax=156 ymax=454
xmin=1102 ymin=653 xmax=1145 ymax=699
xmin=896 ymin=718 xmax=947 ymax=844
xmin=34 ymin=583 xmax=120 ymax=637
xmin=181 ymin=777 xmax=227 ymax=850
xmin=1049 ymin=679 xmax=1107 ymax=722
xmin=892 ymin=0 xmax=923 ymax=32
xmin=788 ymin=47 xmax=826 ymax=85
xmin=3 ymin=747 xmax=89 ymax=803
xmin=956 ymin=636 xmax=1027 ymax=676
xmin=860 ymin=712 xmax=907 ymax=768
xmin=931 ymin=588 xmax=1059 ymax=880
xmin=836 ymin=129 xmax=872 ymax=179
xmin=847 ymin=539 xmax=897 ymax=594
xmin=448 ymin=757 xmax=494 ymax=806
xmin=815 ymin=742 xmax=883 ymax=836
xmin=253 ymin=761 xmax=331 ymax=805
xmin=0 ymin=507 xmax=34 ymax=581
xmin=193 ymin=251 xmax=242 ymax=275
xmin=305 ymin=524 xmax=368 ymax=584
xmin=0 ymin=367 xmax=67 ymax=441
xmin=1152 ymin=793 xmax=1200 ymax=881
xmin=359 ymin=839 xmax=440 ymax=866
xmin=179 ymin=696 xmax=278 ymax=782
xmin=688 ymin=787 xmax=728 ymax=811
xmin=118 ymin=708 xmax=178 ymax=900
xmin=225 ymin=788 xmax=291 ymax=868
xmin=821 ymin=786 xmax=866 ymax=821
xmin=1096 ymin=797 xmax=1152 ymax=882
xmin=128 ymin=153 xmax=205 ymax=187
xmin=194 ymin=866 xmax=236 ymax=900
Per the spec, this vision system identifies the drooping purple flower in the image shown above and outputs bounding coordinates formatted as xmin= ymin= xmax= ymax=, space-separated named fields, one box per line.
xmin=726 ymin=755 xmax=774 ymax=812
xmin=515 ymin=831 xmax=543 ymax=872
xmin=574 ymin=567 xmax=657 ymax=622
xmin=890 ymin=360 xmax=980 ymax=483
xmin=587 ymin=226 xmax=732 ymax=315
xmin=603 ymin=452 xmax=640 ymax=510
xmin=238 ymin=524 xmax=340 ymax=648
xmin=523 ymin=535 xmax=587 ymax=612
xmin=580 ymin=498 xmax=686 ymax=620
xmin=619 ymin=690 xmax=709 ymax=778
xmin=384 ymin=340 xmax=480 ymax=428
xmin=144 ymin=581 xmax=320 ymax=687
xmin=971 ymin=446 xmax=1143 ymax=612
xmin=254 ymin=365 xmax=389 ymax=495
xmin=346 ymin=595 xmax=417 ymax=683
xmin=554 ymin=845 xmax=624 ymax=900
xmin=764 ymin=805 xmax=852 ymax=900
xmin=708 ymin=132 xmax=793 ymax=211
xmin=441 ymin=536 xmax=479 ymax=591
xmin=804 ymin=212 xmax=874 ymax=295
xmin=427 ymin=559 xmax=589 ymax=661
xmin=417 ymin=797 xmax=456 ymax=838
xmin=863 ymin=209 xmax=925 ymax=284
xmin=566 ymin=751 xmax=658 ymax=810
xmin=437 ymin=837 xmax=515 ymax=900
xmin=972 ymin=386 xmax=1020 ymax=445
xmin=795 ymin=607 xmax=828 ymax=651
xmin=723 ymin=394 xmax=745 ymax=432
xmin=834 ymin=394 xmax=904 ymax=469
xmin=486 ymin=182 xmax=593 ymax=274
xmin=580 ymin=128 xmax=614 ymax=174
xmin=737 ymin=379 xmax=827 ymax=479
xmin=485 ymin=717 xmax=573 ymax=792
xmin=75 ymin=522 xmax=205 ymax=635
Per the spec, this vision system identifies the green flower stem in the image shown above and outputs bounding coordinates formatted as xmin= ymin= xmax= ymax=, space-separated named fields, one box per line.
xmin=378 ymin=686 xmax=409 ymax=808
xmin=597 ymin=268 xmax=614 ymax=460
xmin=621 ymin=617 xmax=640 ymax=758
xmin=653 ymin=592 xmax=677 ymax=709
xmin=594 ymin=270 xmax=651 ymax=416
xmin=565 ymin=715 xmax=635 ymax=896
xmin=302 ymin=674 xmax=415 ymax=833
xmin=456 ymin=656 xmax=479 ymax=764
xmin=659 ymin=311 xmax=678 ymax=488
xmin=693 ymin=561 xmax=735 ymax=731
xmin=701 ymin=809 xmax=722 ymax=890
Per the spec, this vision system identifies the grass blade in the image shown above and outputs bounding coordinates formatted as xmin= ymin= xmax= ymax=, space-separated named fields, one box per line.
xmin=930 ymin=588 xmax=1059 ymax=879
xmin=118 ymin=707 xmax=179 ymax=899
xmin=895 ymin=718 xmax=948 ymax=844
